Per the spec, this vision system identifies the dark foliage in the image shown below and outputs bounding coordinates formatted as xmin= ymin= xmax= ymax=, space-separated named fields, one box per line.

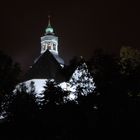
xmin=62 ymin=56 xmax=83 ymax=81
xmin=0 ymin=48 xmax=140 ymax=139
xmin=42 ymin=80 xmax=67 ymax=106
xmin=5 ymin=84 xmax=38 ymax=122
xmin=0 ymin=51 xmax=21 ymax=113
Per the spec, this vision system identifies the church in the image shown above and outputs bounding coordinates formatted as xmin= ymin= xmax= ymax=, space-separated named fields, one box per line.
xmin=24 ymin=16 xmax=65 ymax=83
xmin=17 ymin=17 xmax=95 ymax=98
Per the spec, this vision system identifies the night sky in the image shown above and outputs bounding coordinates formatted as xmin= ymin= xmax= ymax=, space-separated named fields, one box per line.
xmin=0 ymin=0 xmax=140 ymax=71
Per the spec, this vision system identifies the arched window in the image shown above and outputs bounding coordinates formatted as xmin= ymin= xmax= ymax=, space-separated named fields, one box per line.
xmin=47 ymin=45 xmax=51 ymax=50
xmin=47 ymin=42 xmax=51 ymax=50
xmin=53 ymin=43 xmax=56 ymax=51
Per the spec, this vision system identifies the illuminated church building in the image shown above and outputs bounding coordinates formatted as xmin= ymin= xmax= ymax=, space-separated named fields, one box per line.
xmin=25 ymin=17 xmax=64 ymax=80
xmin=21 ymin=17 xmax=68 ymax=93
xmin=19 ymin=17 xmax=95 ymax=97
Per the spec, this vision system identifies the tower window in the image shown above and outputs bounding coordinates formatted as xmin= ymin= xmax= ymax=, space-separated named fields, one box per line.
xmin=43 ymin=46 xmax=46 ymax=50
xmin=42 ymin=44 xmax=46 ymax=51
xmin=47 ymin=42 xmax=51 ymax=50
xmin=47 ymin=45 xmax=51 ymax=50
xmin=53 ymin=43 xmax=56 ymax=51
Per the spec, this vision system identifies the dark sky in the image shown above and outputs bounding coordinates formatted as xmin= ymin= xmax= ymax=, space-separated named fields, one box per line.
xmin=0 ymin=0 xmax=140 ymax=71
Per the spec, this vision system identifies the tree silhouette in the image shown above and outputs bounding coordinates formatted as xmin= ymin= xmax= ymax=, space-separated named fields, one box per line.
xmin=88 ymin=49 xmax=126 ymax=128
xmin=0 ymin=51 xmax=21 ymax=113
xmin=6 ymin=83 xmax=38 ymax=123
xmin=41 ymin=80 xmax=67 ymax=107
xmin=119 ymin=46 xmax=140 ymax=97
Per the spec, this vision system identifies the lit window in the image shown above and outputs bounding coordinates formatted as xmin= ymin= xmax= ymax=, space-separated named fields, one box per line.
xmin=47 ymin=42 xmax=51 ymax=50
xmin=47 ymin=45 xmax=51 ymax=50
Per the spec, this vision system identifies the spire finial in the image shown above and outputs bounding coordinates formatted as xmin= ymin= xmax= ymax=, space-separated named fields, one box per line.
xmin=45 ymin=15 xmax=54 ymax=34
xmin=48 ymin=15 xmax=51 ymax=27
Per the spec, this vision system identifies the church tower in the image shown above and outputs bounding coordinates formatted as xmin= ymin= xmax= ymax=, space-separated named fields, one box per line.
xmin=23 ymin=16 xmax=65 ymax=83
xmin=41 ymin=16 xmax=58 ymax=55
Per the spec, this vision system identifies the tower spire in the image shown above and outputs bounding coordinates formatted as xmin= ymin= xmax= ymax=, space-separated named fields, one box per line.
xmin=45 ymin=15 xmax=54 ymax=35
xmin=48 ymin=15 xmax=51 ymax=27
